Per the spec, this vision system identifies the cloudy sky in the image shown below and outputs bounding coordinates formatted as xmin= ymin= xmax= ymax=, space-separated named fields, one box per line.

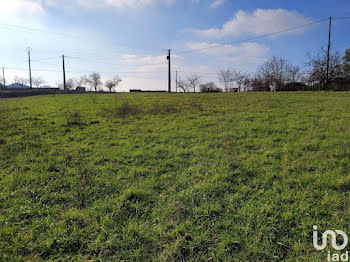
xmin=0 ymin=0 xmax=349 ymax=91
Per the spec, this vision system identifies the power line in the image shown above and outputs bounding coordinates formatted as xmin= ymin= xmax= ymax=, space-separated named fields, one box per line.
xmin=31 ymin=60 xmax=61 ymax=67
xmin=0 ymin=24 xmax=168 ymax=62
xmin=0 ymin=46 xmax=167 ymax=63
xmin=113 ymin=54 xmax=166 ymax=61
xmin=0 ymin=23 xmax=71 ymax=38
xmin=65 ymin=53 xmax=169 ymax=62
xmin=3 ymin=67 xmax=169 ymax=74
xmin=0 ymin=23 xmax=166 ymax=57
xmin=31 ymin=56 xmax=61 ymax=62
xmin=1 ymin=15 xmax=349 ymax=89
xmin=333 ymin=16 xmax=350 ymax=20
xmin=175 ymin=70 xmax=217 ymax=75
xmin=173 ymin=18 xmax=329 ymax=55
xmin=65 ymin=55 xmax=169 ymax=67
xmin=1 ymin=16 xmax=347 ymax=65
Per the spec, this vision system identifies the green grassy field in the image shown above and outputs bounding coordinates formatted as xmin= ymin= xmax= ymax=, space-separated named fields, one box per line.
xmin=1 ymin=92 xmax=350 ymax=261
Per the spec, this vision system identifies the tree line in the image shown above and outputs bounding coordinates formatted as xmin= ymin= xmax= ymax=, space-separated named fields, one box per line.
xmin=61 ymin=73 xmax=122 ymax=92
xmin=1 ymin=46 xmax=349 ymax=92
xmin=195 ymin=46 xmax=350 ymax=92
xmin=0 ymin=72 xmax=122 ymax=93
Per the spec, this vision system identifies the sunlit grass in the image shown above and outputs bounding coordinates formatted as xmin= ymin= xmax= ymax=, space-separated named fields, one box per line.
xmin=1 ymin=92 xmax=350 ymax=261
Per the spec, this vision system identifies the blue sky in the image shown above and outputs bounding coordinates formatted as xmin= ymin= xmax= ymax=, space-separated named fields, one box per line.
xmin=0 ymin=0 xmax=349 ymax=91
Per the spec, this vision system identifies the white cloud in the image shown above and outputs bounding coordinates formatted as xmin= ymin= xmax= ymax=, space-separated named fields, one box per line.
xmin=192 ymin=0 xmax=225 ymax=8
xmin=121 ymin=53 xmax=184 ymax=73
xmin=187 ymin=9 xmax=313 ymax=38
xmin=75 ymin=0 xmax=176 ymax=9
xmin=186 ymin=42 xmax=269 ymax=63
xmin=0 ymin=0 xmax=176 ymax=12
xmin=0 ymin=0 xmax=44 ymax=15
xmin=210 ymin=0 xmax=225 ymax=9
xmin=0 ymin=0 xmax=228 ymax=12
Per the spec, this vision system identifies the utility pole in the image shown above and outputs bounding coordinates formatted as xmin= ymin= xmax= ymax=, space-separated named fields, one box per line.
xmin=27 ymin=48 xmax=32 ymax=89
xmin=2 ymin=67 xmax=5 ymax=87
xmin=62 ymin=55 xmax=67 ymax=91
xmin=167 ymin=49 xmax=171 ymax=93
xmin=176 ymin=70 xmax=178 ymax=93
xmin=326 ymin=16 xmax=332 ymax=91
xmin=179 ymin=76 xmax=181 ymax=92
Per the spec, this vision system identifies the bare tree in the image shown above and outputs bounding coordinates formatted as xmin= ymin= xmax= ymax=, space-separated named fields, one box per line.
xmin=105 ymin=75 xmax=122 ymax=92
xmin=66 ymin=78 xmax=76 ymax=90
xmin=32 ymin=77 xmax=46 ymax=88
xmin=217 ymin=67 xmax=233 ymax=92
xmin=250 ymin=74 xmax=270 ymax=92
xmin=76 ymin=75 xmax=88 ymax=87
xmin=242 ymin=77 xmax=251 ymax=92
xmin=257 ymin=56 xmax=300 ymax=91
xmin=343 ymin=48 xmax=350 ymax=78
xmin=187 ymin=74 xmax=201 ymax=92
xmin=258 ymin=56 xmax=285 ymax=91
xmin=200 ymin=82 xmax=222 ymax=92
xmin=232 ymin=69 xmax=250 ymax=92
xmin=306 ymin=47 xmax=343 ymax=90
xmin=178 ymin=79 xmax=189 ymax=93
xmin=87 ymin=72 xmax=102 ymax=92
xmin=286 ymin=64 xmax=301 ymax=83
xmin=14 ymin=76 xmax=29 ymax=88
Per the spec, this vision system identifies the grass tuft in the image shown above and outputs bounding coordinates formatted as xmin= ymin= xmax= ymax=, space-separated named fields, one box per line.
xmin=65 ymin=110 xmax=85 ymax=126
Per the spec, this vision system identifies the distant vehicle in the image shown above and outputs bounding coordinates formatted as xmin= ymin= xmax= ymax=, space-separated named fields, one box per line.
xmin=6 ymin=83 xmax=31 ymax=89
xmin=76 ymin=86 xmax=86 ymax=92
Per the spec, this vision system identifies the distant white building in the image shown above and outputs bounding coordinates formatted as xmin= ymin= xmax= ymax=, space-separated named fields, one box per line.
xmin=6 ymin=83 xmax=31 ymax=89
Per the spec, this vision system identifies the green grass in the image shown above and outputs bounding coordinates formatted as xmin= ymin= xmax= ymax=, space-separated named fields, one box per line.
xmin=1 ymin=92 xmax=350 ymax=261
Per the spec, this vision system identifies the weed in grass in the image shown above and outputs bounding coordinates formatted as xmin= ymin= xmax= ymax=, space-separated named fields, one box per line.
xmin=65 ymin=110 xmax=85 ymax=126
xmin=101 ymin=101 xmax=142 ymax=118
xmin=116 ymin=101 xmax=142 ymax=118
xmin=148 ymin=102 xmax=178 ymax=114
xmin=102 ymin=100 xmax=179 ymax=119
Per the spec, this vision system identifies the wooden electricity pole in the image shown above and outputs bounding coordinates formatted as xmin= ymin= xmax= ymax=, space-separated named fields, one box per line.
xmin=326 ymin=16 xmax=332 ymax=91
xmin=167 ymin=50 xmax=171 ymax=93
xmin=2 ymin=67 xmax=5 ymax=87
xmin=176 ymin=70 xmax=178 ymax=93
xmin=62 ymin=55 xmax=67 ymax=91
xmin=27 ymin=48 xmax=32 ymax=89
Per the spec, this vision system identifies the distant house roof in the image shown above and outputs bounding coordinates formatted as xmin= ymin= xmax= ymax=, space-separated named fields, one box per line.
xmin=7 ymin=83 xmax=31 ymax=89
